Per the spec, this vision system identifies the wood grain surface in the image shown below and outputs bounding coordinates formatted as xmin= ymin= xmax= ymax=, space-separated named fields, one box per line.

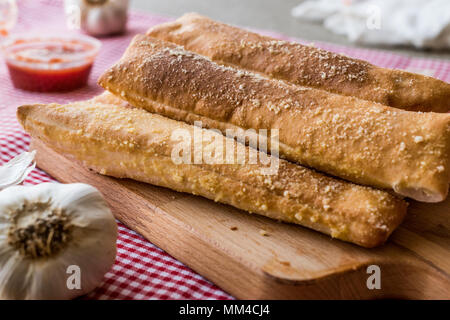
xmin=31 ymin=139 xmax=450 ymax=299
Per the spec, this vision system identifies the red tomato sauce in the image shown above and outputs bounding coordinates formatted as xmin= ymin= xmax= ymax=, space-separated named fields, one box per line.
xmin=6 ymin=62 xmax=93 ymax=92
xmin=3 ymin=36 xmax=101 ymax=92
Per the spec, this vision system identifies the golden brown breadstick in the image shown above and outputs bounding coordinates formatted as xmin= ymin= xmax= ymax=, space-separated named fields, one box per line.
xmin=147 ymin=13 xmax=450 ymax=113
xmin=98 ymin=36 xmax=450 ymax=202
xmin=17 ymin=92 xmax=407 ymax=248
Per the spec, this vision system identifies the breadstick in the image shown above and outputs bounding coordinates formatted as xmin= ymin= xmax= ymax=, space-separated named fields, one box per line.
xmin=147 ymin=13 xmax=450 ymax=113
xmin=98 ymin=35 xmax=450 ymax=202
xmin=17 ymin=92 xmax=407 ymax=248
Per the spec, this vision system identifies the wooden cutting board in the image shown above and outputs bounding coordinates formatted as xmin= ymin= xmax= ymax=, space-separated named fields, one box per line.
xmin=31 ymin=139 xmax=450 ymax=299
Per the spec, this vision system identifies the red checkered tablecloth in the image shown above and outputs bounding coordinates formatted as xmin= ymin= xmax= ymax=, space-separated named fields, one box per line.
xmin=1 ymin=0 xmax=449 ymax=300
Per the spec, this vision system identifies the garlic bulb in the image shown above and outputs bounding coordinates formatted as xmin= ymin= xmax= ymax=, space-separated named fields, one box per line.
xmin=65 ymin=0 xmax=129 ymax=36
xmin=0 ymin=182 xmax=117 ymax=299
xmin=0 ymin=151 xmax=36 ymax=191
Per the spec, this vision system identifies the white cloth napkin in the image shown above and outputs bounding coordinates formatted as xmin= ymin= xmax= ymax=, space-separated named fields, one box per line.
xmin=291 ymin=0 xmax=450 ymax=49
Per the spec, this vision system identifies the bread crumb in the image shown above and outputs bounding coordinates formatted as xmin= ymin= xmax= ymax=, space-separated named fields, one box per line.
xmin=259 ymin=229 xmax=269 ymax=236
xmin=230 ymin=226 xmax=238 ymax=231
xmin=331 ymin=228 xmax=340 ymax=238
xmin=278 ymin=260 xmax=291 ymax=266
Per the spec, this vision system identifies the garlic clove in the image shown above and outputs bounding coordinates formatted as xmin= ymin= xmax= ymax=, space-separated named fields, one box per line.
xmin=84 ymin=6 xmax=109 ymax=36
xmin=0 ymin=182 xmax=117 ymax=300
xmin=0 ymin=251 xmax=32 ymax=299
xmin=73 ymin=0 xmax=129 ymax=36
xmin=0 ymin=151 xmax=36 ymax=191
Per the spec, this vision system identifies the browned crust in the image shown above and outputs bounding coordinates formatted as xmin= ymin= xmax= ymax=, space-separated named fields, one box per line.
xmin=17 ymin=92 xmax=407 ymax=248
xmin=98 ymin=35 xmax=450 ymax=202
xmin=147 ymin=13 xmax=450 ymax=113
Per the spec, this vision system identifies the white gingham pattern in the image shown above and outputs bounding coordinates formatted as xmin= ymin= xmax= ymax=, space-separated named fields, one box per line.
xmin=1 ymin=0 xmax=449 ymax=300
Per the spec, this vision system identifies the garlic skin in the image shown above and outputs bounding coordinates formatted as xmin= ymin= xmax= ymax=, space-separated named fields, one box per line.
xmin=0 ymin=151 xmax=36 ymax=191
xmin=0 ymin=183 xmax=117 ymax=300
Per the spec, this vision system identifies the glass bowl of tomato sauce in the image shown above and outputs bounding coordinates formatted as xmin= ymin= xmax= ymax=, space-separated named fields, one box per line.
xmin=2 ymin=34 xmax=101 ymax=92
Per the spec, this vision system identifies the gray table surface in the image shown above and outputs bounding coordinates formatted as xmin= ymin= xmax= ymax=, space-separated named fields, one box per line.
xmin=131 ymin=0 xmax=450 ymax=61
